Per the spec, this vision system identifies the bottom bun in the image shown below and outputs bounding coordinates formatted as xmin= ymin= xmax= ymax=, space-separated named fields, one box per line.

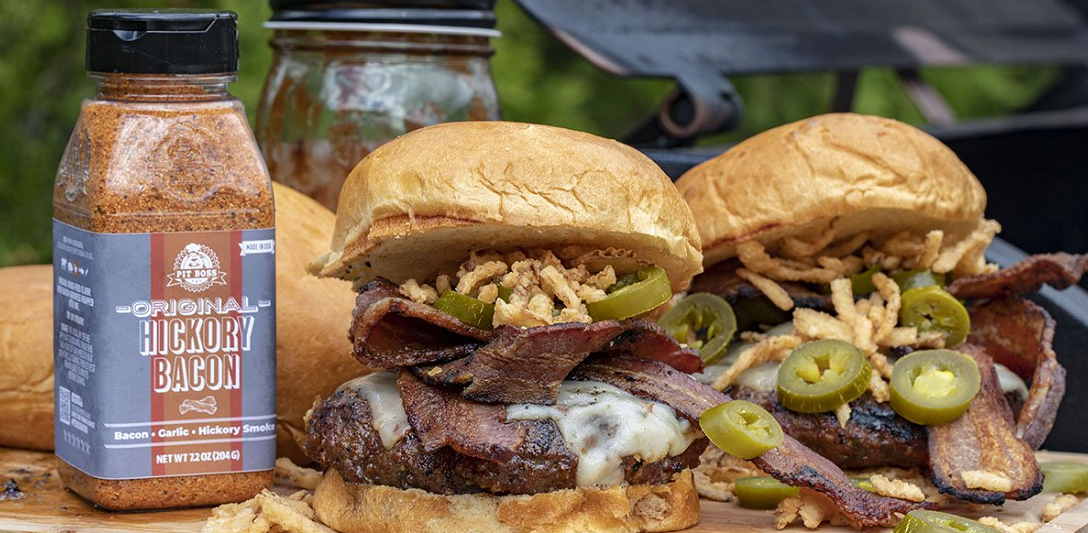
xmin=313 ymin=469 xmax=700 ymax=533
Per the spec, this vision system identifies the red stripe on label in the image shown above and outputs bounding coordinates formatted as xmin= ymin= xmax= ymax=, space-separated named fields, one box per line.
xmin=230 ymin=230 xmax=244 ymax=471
xmin=149 ymin=233 xmax=165 ymax=477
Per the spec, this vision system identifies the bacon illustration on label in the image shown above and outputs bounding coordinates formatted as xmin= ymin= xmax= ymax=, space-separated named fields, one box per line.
xmin=179 ymin=395 xmax=218 ymax=415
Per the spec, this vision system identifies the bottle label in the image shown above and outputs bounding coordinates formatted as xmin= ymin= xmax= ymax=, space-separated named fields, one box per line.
xmin=53 ymin=220 xmax=276 ymax=479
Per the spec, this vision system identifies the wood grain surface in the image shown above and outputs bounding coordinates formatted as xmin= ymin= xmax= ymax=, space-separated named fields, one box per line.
xmin=0 ymin=447 xmax=1085 ymax=533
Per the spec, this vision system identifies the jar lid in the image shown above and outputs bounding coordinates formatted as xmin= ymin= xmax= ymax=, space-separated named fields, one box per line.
xmin=268 ymin=1 xmax=497 ymax=31
xmin=86 ymin=9 xmax=238 ymax=75
xmin=270 ymin=1 xmax=496 ymax=12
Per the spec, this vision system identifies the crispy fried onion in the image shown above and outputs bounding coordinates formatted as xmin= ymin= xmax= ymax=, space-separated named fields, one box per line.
xmin=692 ymin=446 xmax=764 ymax=502
xmin=397 ymin=249 xmax=619 ymax=327
xmin=966 ymin=298 xmax=1066 ymax=450
xmin=202 ymin=489 xmax=334 ymax=533
xmin=275 ymin=457 xmax=322 ymax=491
xmin=869 ymin=475 xmax=925 ymax=502
xmin=932 ymin=220 xmax=1002 ymax=276
xmin=736 ymin=268 xmax=796 ymax=311
xmin=978 ymin=494 xmax=1082 ymax=533
xmin=979 ymin=517 xmax=1040 ymax=533
xmin=1041 ymin=494 xmax=1080 ymax=523
xmin=775 ymin=490 xmax=851 ymax=530
xmin=737 ymin=240 xmax=854 ymax=301
xmin=711 ymin=335 xmax=803 ymax=390
xmin=732 ymin=222 xmax=1000 ymax=310
xmin=927 ymin=345 xmax=1042 ymax=505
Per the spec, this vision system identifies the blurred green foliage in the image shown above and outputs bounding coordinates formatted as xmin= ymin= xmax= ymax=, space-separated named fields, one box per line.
xmin=0 ymin=0 xmax=1060 ymax=267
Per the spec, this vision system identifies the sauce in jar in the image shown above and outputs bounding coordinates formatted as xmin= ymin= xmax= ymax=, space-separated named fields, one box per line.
xmin=258 ymin=3 xmax=501 ymax=209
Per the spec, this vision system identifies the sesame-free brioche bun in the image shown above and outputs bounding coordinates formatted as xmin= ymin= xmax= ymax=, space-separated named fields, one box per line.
xmin=312 ymin=468 xmax=700 ymax=533
xmin=313 ymin=121 xmax=703 ymax=292
xmin=273 ymin=182 xmax=373 ymax=464
xmin=676 ymin=113 xmax=988 ymax=266
xmin=0 ymin=264 xmax=54 ymax=451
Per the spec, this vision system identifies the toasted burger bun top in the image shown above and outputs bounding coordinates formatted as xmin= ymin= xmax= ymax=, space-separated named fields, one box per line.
xmin=676 ymin=113 xmax=988 ymax=266
xmin=0 ymin=264 xmax=54 ymax=451
xmin=313 ymin=121 xmax=703 ymax=292
xmin=273 ymin=182 xmax=372 ymax=464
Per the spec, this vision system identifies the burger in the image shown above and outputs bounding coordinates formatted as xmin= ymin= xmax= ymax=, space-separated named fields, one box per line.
xmin=302 ymin=121 xmax=926 ymax=533
xmin=674 ymin=113 xmax=1086 ymax=508
xmin=304 ymin=121 xmax=707 ymax=533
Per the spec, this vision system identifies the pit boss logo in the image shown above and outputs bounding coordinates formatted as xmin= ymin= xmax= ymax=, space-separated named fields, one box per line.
xmin=168 ymin=243 xmax=227 ymax=293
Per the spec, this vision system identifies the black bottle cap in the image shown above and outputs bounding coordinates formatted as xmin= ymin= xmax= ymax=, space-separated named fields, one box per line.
xmin=86 ymin=9 xmax=239 ymax=75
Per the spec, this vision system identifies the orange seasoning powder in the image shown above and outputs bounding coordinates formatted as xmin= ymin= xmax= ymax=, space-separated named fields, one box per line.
xmin=52 ymin=10 xmax=275 ymax=510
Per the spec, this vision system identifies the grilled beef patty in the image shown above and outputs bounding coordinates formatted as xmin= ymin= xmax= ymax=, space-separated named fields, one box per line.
xmin=731 ymin=387 xmax=929 ymax=469
xmin=305 ymin=387 xmax=707 ymax=495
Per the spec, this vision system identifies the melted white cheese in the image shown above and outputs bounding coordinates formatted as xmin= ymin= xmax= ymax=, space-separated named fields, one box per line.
xmin=733 ymin=361 xmax=782 ymax=392
xmin=995 ymin=363 xmax=1029 ymax=401
xmin=337 ymin=372 xmax=410 ymax=449
xmin=507 ymin=381 xmax=700 ymax=487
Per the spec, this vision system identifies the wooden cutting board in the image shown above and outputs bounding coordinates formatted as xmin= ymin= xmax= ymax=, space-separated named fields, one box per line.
xmin=1 ymin=447 xmax=1086 ymax=533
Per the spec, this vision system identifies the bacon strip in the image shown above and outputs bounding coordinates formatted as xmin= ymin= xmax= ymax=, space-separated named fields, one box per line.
xmin=350 ymin=279 xmax=491 ymax=369
xmin=927 ymin=345 xmax=1042 ymax=505
xmin=397 ymin=370 xmax=542 ymax=462
xmin=967 ymin=298 xmax=1066 ymax=449
xmin=571 ymin=354 xmax=928 ymax=527
xmin=757 ymin=435 xmax=932 ymax=527
xmin=353 ymin=278 xmax=702 ymax=403
xmin=595 ymin=320 xmax=704 ymax=374
xmin=949 ymin=253 xmax=1088 ymax=300
xmin=569 ymin=355 xmax=726 ymax=423
xmin=413 ymin=321 xmax=628 ymax=404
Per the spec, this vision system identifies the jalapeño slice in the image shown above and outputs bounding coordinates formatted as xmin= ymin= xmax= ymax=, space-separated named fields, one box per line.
xmin=776 ymin=339 xmax=872 ymax=413
xmin=1040 ymin=461 xmax=1088 ymax=494
xmin=891 ymin=269 xmax=946 ymax=292
xmin=851 ymin=477 xmax=875 ymax=492
xmin=434 ymin=290 xmax=494 ymax=329
xmin=851 ymin=266 xmax=881 ymax=295
xmin=893 ymin=510 xmax=1002 ymax=533
xmin=588 ymin=266 xmax=672 ymax=322
xmin=659 ymin=293 xmax=737 ymax=364
xmin=899 ymin=286 xmax=970 ymax=348
xmin=497 ymin=284 xmax=513 ymax=303
xmin=889 ymin=349 xmax=980 ymax=426
xmin=733 ymin=295 xmax=793 ymax=332
xmin=699 ymin=400 xmax=784 ymax=460
xmin=734 ymin=477 xmax=800 ymax=509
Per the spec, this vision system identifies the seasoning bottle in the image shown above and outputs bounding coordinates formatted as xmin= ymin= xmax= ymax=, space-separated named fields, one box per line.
xmin=257 ymin=0 xmax=501 ymax=210
xmin=53 ymin=10 xmax=275 ymax=511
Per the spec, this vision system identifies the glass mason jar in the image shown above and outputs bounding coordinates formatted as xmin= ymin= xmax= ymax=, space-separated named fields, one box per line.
xmin=257 ymin=3 xmax=501 ymax=210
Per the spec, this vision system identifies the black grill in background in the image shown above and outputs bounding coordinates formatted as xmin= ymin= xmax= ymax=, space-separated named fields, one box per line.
xmin=516 ymin=0 xmax=1088 ymax=452
xmin=515 ymin=0 xmax=1088 ymax=144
